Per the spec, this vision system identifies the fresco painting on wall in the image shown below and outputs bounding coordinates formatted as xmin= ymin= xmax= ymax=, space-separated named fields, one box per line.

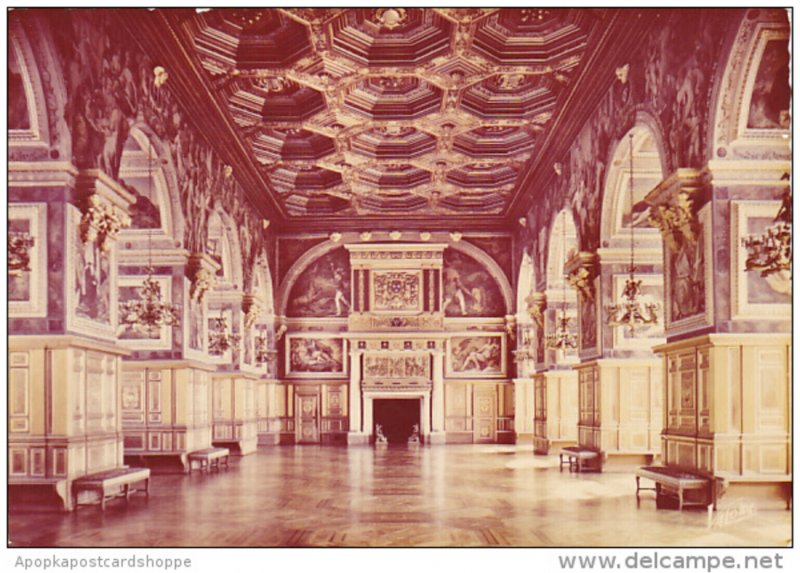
xmin=579 ymin=293 xmax=598 ymax=353
xmin=75 ymin=235 xmax=111 ymax=324
xmin=288 ymin=248 xmax=350 ymax=317
xmin=746 ymin=216 xmax=791 ymax=302
xmin=449 ymin=336 xmax=503 ymax=376
xmin=287 ymin=336 xmax=345 ymax=375
xmin=8 ymin=48 xmax=31 ymax=130
xmin=668 ymin=223 xmax=706 ymax=323
xmin=747 ymin=38 xmax=790 ymax=129
xmin=8 ymin=219 xmax=32 ymax=302
xmin=442 ymin=250 xmax=503 ymax=317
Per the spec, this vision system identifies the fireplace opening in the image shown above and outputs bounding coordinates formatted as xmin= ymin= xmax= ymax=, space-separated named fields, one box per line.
xmin=373 ymin=398 xmax=421 ymax=444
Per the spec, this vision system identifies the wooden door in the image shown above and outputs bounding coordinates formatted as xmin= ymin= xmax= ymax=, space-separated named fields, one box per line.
xmin=296 ymin=394 xmax=320 ymax=444
xmin=473 ymin=387 xmax=496 ymax=443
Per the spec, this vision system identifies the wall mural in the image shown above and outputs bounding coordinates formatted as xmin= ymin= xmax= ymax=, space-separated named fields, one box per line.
xmin=49 ymin=11 xmax=269 ymax=295
xmin=449 ymin=335 xmax=503 ymax=376
xmin=287 ymin=248 xmax=350 ymax=317
xmin=521 ymin=11 xmax=736 ymax=255
xmin=287 ymin=336 xmax=345 ymax=375
xmin=747 ymin=38 xmax=790 ymax=129
xmin=579 ymin=294 xmax=598 ymax=352
xmin=75 ymin=234 xmax=111 ymax=324
xmin=464 ymin=236 xmax=513 ymax=284
xmin=667 ymin=218 xmax=706 ymax=323
xmin=8 ymin=219 xmax=33 ymax=302
xmin=8 ymin=47 xmax=30 ymax=130
xmin=442 ymin=250 xmax=504 ymax=317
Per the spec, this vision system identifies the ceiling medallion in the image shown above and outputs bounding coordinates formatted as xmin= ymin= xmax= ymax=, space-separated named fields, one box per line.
xmin=373 ymin=8 xmax=408 ymax=30
xmin=494 ymin=74 xmax=527 ymax=91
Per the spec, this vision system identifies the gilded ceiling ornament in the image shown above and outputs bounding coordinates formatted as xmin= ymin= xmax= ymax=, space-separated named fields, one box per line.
xmin=419 ymin=231 xmax=431 ymax=241
xmin=373 ymin=8 xmax=408 ymax=30
xmin=449 ymin=231 xmax=462 ymax=242
xmin=520 ymin=8 xmax=551 ymax=23
xmin=360 ymin=231 xmax=373 ymax=241
xmin=389 ymin=230 xmax=402 ymax=241
xmin=329 ymin=232 xmax=343 ymax=243
xmin=495 ymin=74 xmax=526 ymax=90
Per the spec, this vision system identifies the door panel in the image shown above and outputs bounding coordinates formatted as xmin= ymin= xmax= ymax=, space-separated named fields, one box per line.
xmin=296 ymin=394 xmax=319 ymax=444
xmin=473 ymin=388 xmax=496 ymax=443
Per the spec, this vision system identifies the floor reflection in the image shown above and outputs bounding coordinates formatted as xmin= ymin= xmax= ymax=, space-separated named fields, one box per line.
xmin=8 ymin=445 xmax=791 ymax=547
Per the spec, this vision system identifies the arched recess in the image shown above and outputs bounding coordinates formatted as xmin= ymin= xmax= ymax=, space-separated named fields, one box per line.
xmin=710 ymin=8 xmax=789 ymax=157
xmin=516 ymin=251 xmax=535 ymax=324
xmin=117 ymin=126 xmax=185 ymax=246
xmin=545 ymin=209 xmax=579 ymax=364
xmin=8 ymin=18 xmax=59 ymax=153
xmin=276 ymin=239 xmax=514 ymax=318
xmin=600 ymin=123 xmax=665 ymax=248
xmin=447 ymin=240 xmax=514 ymax=316
xmin=600 ymin=124 xmax=667 ymax=348
xmin=276 ymin=240 xmax=344 ymax=318
xmin=207 ymin=209 xmax=244 ymax=291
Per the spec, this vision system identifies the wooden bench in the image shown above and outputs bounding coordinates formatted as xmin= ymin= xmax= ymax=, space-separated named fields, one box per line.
xmin=72 ymin=467 xmax=150 ymax=511
xmin=559 ymin=446 xmax=602 ymax=473
xmin=635 ymin=465 xmax=717 ymax=511
xmin=187 ymin=447 xmax=230 ymax=474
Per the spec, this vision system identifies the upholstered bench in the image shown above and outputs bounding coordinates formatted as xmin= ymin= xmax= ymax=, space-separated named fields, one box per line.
xmin=559 ymin=446 xmax=602 ymax=473
xmin=635 ymin=465 xmax=716 ymax=511
xmin=72 ymin=467 xmax=150 ymax=511
xmin=188 ymin=447 xmax=230 ymax=474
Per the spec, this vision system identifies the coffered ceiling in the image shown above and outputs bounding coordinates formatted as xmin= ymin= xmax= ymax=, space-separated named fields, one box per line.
xmin=181 ymin=8 xmax=600 ymax=225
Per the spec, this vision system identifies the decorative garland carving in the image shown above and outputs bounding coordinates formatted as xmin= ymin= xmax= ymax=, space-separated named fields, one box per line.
xmin=186 ymin=254 xmax=217 ymax=303
xmin=525 ymin=291 xmax=547 ymax=330
xmin=79 ymin=193 xmax=131 ymax=251
xmin=648 ymin=191 xmax=699 ymax=253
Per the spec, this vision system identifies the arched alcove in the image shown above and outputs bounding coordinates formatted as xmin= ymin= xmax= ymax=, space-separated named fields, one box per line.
xmin=545 ymin=209 xmax=579 ymax=365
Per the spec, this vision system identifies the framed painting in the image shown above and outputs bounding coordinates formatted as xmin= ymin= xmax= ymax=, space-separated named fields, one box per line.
xmin=447 ymin=334 xmax=506 ymax=378
xmin=9 ymin=203 xmax=47 ymax=318
xmin=285 ymin=334 xmax=347 ymax=378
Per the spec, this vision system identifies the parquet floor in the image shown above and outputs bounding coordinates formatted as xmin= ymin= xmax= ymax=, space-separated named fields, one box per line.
xmin=7 ymin=445 xmax=791 ymax=547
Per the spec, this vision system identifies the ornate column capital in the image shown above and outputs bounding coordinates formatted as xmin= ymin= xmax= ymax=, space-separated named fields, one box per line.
xmin=645 ymin=168 xmax=710 ymax=254
xmin=565 ymin=251 xmax=599 ymax=300
xmin=525 ymin=291 xmax=547 ymax=329
xmin=75 ymin=170 xmax=134 ymax=252
xmin=186 ymin=252 xmax=220 ymax=303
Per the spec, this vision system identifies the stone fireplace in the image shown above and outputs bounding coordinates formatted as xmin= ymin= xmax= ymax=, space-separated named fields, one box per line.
xmin=373 ymin=398 xmax=422 ymax=444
